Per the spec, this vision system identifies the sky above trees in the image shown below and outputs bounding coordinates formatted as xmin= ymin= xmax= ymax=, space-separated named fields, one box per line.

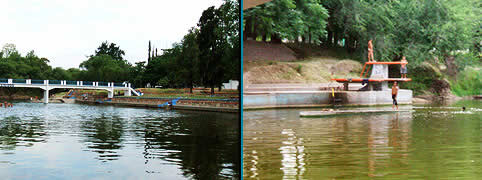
xmin=0 ymin=0 xmax=223 ymax=68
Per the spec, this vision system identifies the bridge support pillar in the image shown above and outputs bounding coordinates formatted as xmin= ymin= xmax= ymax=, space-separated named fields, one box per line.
xmin=125 ymin=89 xmax=131 ymax=96
xmin=43 ymin=89 xmax=49 ymax=104
xmin=108 ymin=90 xmax=114 ymax=98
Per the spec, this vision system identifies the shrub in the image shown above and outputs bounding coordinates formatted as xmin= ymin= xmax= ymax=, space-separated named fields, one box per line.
xmin=451 ymin=67 xmax=482 ymax=96
xmin=295 ymin=65 xmax=302 ymax=74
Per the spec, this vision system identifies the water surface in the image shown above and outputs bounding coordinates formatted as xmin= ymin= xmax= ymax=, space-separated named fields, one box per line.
xmin=0 ymin=103 xmax=239 ymax=179
xmin=243 ymin=100 xmax=480 ymax=179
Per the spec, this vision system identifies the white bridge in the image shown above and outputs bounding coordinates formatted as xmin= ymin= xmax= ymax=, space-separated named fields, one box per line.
xmin=0 ymin=78 xmax=141 ymax=103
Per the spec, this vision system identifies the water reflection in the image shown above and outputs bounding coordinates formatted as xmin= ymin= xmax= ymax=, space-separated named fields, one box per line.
xmin=279 ymin=128 xmax=305 ymax=179
xmin=0 ymin=116 xmax=46 ymax=150
xmin=0 ymin=103 xmax=239 ymax=179
xmin=81 ymin=115 xmax=125 ymax=161
xmin=133 ymin=112 xmax=240 ymax=179
xmin=244 ymin=103 xmax=480 ymax=179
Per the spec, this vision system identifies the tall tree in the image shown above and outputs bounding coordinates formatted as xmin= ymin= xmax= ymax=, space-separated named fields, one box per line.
xmin=148 ymin=40 xmax=152 ymax=63
xmin=198 ymin=6 xmax=223 ymax=94
xmin=179 ymin=28 xmax=201 ymax=93
xmin=94 ymin=41 xmax=125 ymax=60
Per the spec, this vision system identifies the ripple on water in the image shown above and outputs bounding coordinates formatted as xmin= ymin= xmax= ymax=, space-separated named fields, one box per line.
xmin=244 ymin=101 xmax=481 ymax=179
xmin=0 ymin=102 xmax=239 ymax=179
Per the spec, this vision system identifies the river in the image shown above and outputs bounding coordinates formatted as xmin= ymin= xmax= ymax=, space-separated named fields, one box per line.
xmin=0 ymin=103 xmax=240 ymax=179
xmin=243 ymin=100 xmax=480 ymax=179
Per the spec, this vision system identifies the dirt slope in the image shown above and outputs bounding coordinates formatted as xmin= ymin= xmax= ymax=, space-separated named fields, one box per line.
xmin=243 ymin=40 xmax=297 ymax=62
xmin=244 ymin=58 xmax=362 ymax=84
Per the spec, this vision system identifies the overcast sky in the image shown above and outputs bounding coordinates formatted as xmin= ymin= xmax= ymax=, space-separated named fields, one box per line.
xmin=0 ymin=0 xmax=223 ymax=69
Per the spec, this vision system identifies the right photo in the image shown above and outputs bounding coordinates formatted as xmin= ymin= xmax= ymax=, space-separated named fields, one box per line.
xmin=242 ymin=0 xmax=481 ymax=179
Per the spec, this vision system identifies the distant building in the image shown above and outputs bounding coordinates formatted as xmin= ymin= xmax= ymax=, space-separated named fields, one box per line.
xmin=222 ymin=80 xmax=239 ymax=90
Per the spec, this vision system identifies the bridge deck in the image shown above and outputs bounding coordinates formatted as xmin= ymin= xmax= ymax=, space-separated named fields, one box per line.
xmin=0 ymin=78 xmax=141 ymax=103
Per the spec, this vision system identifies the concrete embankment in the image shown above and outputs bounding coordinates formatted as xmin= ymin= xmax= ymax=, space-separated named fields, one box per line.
xmin=243 ymin=83 xmax=412 ymax=110
xmin=76 ymin=97 xmax=239 ymax=113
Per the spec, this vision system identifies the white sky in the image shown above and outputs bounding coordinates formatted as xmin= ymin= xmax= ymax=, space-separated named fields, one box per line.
xmin=0 ymin=0 xmax=223 ymax=69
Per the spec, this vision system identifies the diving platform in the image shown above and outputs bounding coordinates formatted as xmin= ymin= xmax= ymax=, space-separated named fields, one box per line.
xmin=331 ymin=61 xmax=410 ymax=91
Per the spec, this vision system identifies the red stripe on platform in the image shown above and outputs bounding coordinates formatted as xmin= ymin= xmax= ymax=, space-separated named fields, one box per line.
xmin=365 ymin=61 xmax=408 ymax=65
xmin=331 ymin=78 xmax=412 ymax=82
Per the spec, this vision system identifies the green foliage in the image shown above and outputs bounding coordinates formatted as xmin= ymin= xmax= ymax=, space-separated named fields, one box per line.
xmin=244 ymin=0 xmax=328 ymax=43
xmin=0 ymin=46 xmax=55 ymax=80
xmin=451 ymin=67 xmax=482 ymax=96
xmin=295 ymin=64 xmax=302 ymax=74
xmin=399 ymin=63 xmax=443 ymax=96
xmin=93 ymin=41 xmax=125 ymax=60
xmin=79 ymin=54 xmax=131 ymax=82
xmin=246 ymin=0 xmax=480 ymax=95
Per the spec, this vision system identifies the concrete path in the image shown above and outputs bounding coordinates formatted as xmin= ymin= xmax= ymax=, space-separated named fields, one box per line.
xmin=244 ymin=83 xmax=364 ymax=93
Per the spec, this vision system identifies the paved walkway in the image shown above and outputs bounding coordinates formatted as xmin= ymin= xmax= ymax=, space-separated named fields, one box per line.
xmin=244 ymin=83 xmax=364 ymax=94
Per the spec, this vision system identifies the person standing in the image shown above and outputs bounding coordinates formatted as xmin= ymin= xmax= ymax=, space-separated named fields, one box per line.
xmin=400 ymin=56 xmax=408 ymax=78
xmin=392 ymin=82 xmax=399 ymax=110
xmin=368 ymin=40 xmax=375 ymax=62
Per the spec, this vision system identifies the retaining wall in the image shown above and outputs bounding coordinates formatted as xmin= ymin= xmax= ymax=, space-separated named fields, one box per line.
xmin=244 ymin=90 xmax=412 ymax=109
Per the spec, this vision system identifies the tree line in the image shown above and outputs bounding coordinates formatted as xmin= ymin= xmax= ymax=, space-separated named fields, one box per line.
xmin=244 ymin=0 xmax=480 ymax=67
xmin=0 ymin=0 xmax=239 ymax=94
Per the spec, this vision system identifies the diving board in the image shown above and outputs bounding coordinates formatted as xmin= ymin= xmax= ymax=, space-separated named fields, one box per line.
xmin=331 ymin=61 xmax=410 ymax=91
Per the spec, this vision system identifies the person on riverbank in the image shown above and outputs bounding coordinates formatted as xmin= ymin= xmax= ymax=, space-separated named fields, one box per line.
xmin=368 ymin=40 xmax=375 ymax=62
xmin=400 ymin=56 xmax=408 ymax=78
xmin=392 ymin=82 xmax=399 ymax=110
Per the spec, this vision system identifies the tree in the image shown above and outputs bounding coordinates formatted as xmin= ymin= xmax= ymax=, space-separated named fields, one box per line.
xmin=1 ymin=43 xmax=19 ymax=58
xmin=129 ymin=61 xmax=147 ymax=88
xmin=79 ymin=54 xmax=130 ymax=82
xmin=179 ymin=28 xmax=200 ymax=93
xmin=198 ymin=6 xmax=223 ymax=94
xmin=244 ymin=0 xmax=328 ymax=43
xmin=93 ymin=41 xmax=125 ymax=60
xmin=148 ymin=40 xmax=152 ymax=63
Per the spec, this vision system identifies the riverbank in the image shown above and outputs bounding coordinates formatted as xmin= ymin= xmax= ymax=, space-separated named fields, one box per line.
xmin=244 ymin=89 xmax=413 ymax=110
xmin=76 ymin=97 xmax=239 ymax=113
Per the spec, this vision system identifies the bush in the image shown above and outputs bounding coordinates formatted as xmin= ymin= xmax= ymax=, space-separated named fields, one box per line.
xmin=451 ymin=67 xmax=482 ymax=96
xmin=400 ymin=63 xmax=443 ymax=96
xmin=295 ymin=65 xmax=302 ymax=74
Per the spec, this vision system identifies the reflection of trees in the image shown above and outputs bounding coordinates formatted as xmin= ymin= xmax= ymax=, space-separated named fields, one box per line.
xmin=81 ymin=115 xmax=125 ymax=161
xmin=134 ymin=112 xmax=240 ymax=179
xmin=0 ymin=116 xmax=46 ymax=150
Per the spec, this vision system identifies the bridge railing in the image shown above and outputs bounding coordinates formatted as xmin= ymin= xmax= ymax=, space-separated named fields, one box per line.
xmin=66 ymin=80 xmax=77 ymax=85
xmin=83 ymin=81 xmax=94 ymax=86
xmin=1 ymin=78 xmax=130 ymax=88
xmin=114 ymin=83 xmax=124 ymax=87
xmin=49 ymin=80 xmax=61 ymax=85
xmin=13 ymin=79 xmax=26 ymax=84
xmin=98 ymin=82 xmax=108 ymax=86
xmin=31 ymin=79 xmax=44 ymax=84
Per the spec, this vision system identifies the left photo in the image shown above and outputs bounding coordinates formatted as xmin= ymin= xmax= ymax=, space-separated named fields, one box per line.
xmin=0 ymin=0 xmax=240 ymax=179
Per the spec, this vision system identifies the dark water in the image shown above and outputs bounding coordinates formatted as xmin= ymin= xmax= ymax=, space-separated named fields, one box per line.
xmin=243 ymin=100 xmax=481 ymax=179
xmin=0 ymin=103 xmax=239 ymax=179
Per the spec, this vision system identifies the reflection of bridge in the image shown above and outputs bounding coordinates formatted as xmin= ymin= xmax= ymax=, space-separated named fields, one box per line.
xmin=0 ymin=78 xmax=141 ymax=103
